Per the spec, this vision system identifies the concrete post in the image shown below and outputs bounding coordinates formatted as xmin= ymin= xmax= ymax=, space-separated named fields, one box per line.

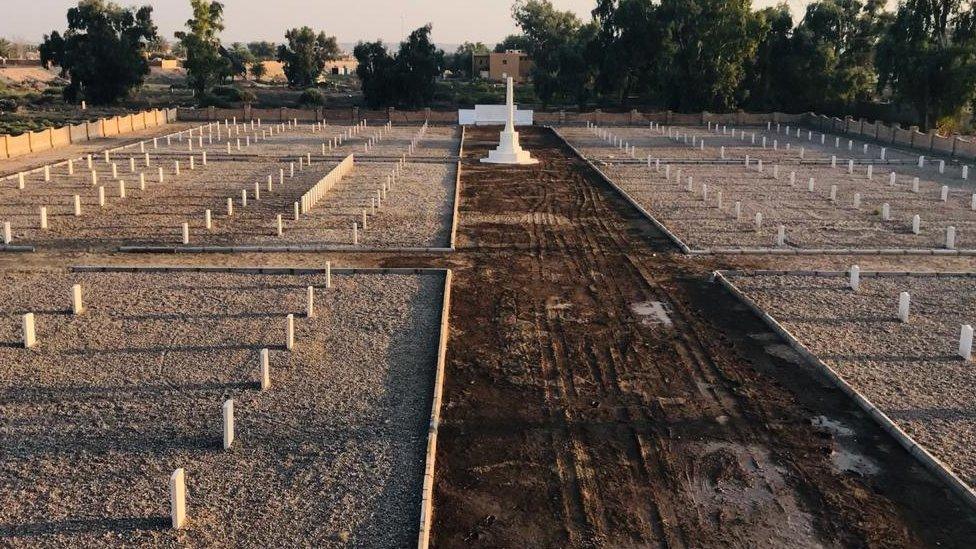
xmin=98 ymin=186 xmax=106 ymax=207
xmin=39 ymin=207 xmax=48 ymax=230
xmin=307 ymin=286 xmax=315 ymax=318
xmin=898 ymin=292 xmax=910 ymax=323
xmin=276 ymin=214 xmax=283 ymax=236
xmin=912 ymin=214 xmax=921 ymax=234
xmin=3 ymin=222 xmax=11 ymax=244
xmin=286 ymin=314 xmax=295 ymax=351
xmin=223 ymin=399 xmax=234 ymax=450
xmin=171 ymin=468 xmax=187 ymax=529
xmin=960 ymin=324 xmax=973 ymax=361
xmin=947 ymin=226 xmax=957 ymax=249
xmin=853 ymin=193 xmax=861 ymax=209
xmin=941 ymin=186 xmax=949 ymax=202
xmin=182 ymin=222 xmax=189 ymax=244
xmin=849 ymin=265 xmax=860 ymax=291
xmin=205 ymin=210 xmax=212 ymax=230
xmin=22 ymin=313 xmax=36 ymax=348
xmin=260 ymin=348 xmax=271 ymax=390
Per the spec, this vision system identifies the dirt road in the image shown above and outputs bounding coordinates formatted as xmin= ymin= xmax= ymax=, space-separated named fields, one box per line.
xmin=431 ymin=126 xmax=976 ymax=548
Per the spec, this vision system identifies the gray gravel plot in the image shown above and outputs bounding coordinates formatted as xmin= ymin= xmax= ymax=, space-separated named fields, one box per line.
xmin=561 ymin=126 xmax=974 ymax=187
xmin=602 ymin=162 xmax=976 ymax=250
xmin=726 ymin=272 xmax=976 ymax=489
xmin=0 ymin=270 xmax=441 ymax=547
xmin=0 ymin=124 xmax=459 ymax=249
xmin=262 ymin=161 xmax=457 ymax=248
xmin=329 ymin=126 xmax=460 ymax=159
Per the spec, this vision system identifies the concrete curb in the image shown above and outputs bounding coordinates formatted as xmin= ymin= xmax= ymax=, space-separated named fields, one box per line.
xmin=116 ymin=245 xmax=455 ymax=254
xmin=70 ymin=265 xmax=446 ymax=275
xmin=0 ymin=245 xmax=36 ymax=252
xmin=712 ymin=269 xmax=976 ymax=511
xmin=417 ymin=269 xmax=452 ymax=549
xmin=690 ymin=247 xmax=976 ymax=256
xmin=549 ymin=127 xmax=693 ymax=254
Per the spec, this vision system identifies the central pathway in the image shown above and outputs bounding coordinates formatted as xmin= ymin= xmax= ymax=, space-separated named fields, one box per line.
xmin=431 ymin=126 xmax=976 ymax=548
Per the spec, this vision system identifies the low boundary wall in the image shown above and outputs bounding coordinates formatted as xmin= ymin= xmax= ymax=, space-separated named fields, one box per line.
xmin=0 ymin=109 xmax=177 ymax=160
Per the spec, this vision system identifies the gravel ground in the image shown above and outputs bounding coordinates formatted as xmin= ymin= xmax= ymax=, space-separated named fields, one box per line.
xmin=254 ymin=160 xmax=457 ymax=248
xmin=558 ymin=126 xmax=976 ymax=250
xmin=725 ymin=271 xmax=976 ymax=490
xmin=0 ymin=269 xmax=443 ymax=547
xmin=0 ymin=123 xmax=459 ymax=250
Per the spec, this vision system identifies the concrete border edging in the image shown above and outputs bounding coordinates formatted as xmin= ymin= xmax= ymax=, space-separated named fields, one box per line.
xmin=712 ymin=269 xmax=976 ymax=511
xmin=417 ymin=269 xmax=452 ymax=548
xmin=116 ymin=245 xmax=455 ymax=254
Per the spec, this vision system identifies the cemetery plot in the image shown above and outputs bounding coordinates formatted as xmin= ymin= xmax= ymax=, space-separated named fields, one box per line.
xmin=0 ymin=268 xmax=445 ymax=547
xmin=721 ymin=271 xmax=976 ymax=495
xmin=561 ymin=124 xmax=971 ymax=183
xmin=558 ymin=126 xmax=976 ymax=252
xmin=0 ymin=121 xmax=460 ymax=250
xmin=255 ymin=160 xmax=458 ymax=250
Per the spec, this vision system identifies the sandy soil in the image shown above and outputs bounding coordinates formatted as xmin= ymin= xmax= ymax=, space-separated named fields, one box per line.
xmin=726 ymin=272 xmax=976 ymax=488
xmin=0 ymin=122 xmax=459 ymax=250
xmin=0 ymin=269 xmax=443 ymax=547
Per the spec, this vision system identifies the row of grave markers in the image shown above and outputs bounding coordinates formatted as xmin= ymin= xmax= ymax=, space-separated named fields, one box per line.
xmin=587 ymin=122 xmax=971 ymax=249
xmin=847 ymin=265 xmax=975 ymax=360
xmin=17 ymin=263 xmax=337 ymax=529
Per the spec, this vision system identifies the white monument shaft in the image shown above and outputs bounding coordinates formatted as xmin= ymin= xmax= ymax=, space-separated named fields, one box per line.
xmin=481 ymin=77 xmax=538 ymax=165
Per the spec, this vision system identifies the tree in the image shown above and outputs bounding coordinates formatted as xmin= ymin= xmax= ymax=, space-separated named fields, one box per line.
xmin=250 ymin=61 xmax=267 ymax=81
xmin=787 ymin=0 xmax=890 ymax=112
xmin=353 ymin=25 xmax=444 ymax=108
xmin=655 ymin=0 xmax=765 ymax=111
xmin=0 ymin=38 xmax=16 ymax=59
xmin=449 ymin=41 xmax=489 ymax=78
xmin=38 ymin=0 xmax=157 ymax=104
xmin=513 ymin=0 xmax=594 ymax=107
xmin=877 ymin=0 xmax=976 ymax=129
xmin=354 ymin=40 xmax=397 ymax=107
xmin=494 ymin=34 xmax=530 ymax=52
xmin=276 ymin=27 xmax=340 ymax=88
xmin=591 ymin=0 xmax=663 ymax=105
xmin=394 ymin=24 xmax=444 ymax=106
xmin=741 ymin=4 xmax=794 ymax=110
xmin=247 ymin=41 xmax=277 ymax=60
xmin=226 ymin=42 xmax=253 ymax=79
xmin=175 ymin=0 xmax=232 ymax=96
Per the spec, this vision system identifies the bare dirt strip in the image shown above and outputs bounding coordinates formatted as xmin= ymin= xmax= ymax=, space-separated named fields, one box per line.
xmin=430 ymin=126 xmax=976 ymax=548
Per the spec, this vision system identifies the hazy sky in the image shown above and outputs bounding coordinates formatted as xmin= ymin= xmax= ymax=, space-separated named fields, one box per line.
xmin=1 ymin=0 xmax=813 ymax=47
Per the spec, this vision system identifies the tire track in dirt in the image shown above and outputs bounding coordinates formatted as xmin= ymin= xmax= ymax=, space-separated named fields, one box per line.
xmin=432 ymin=127 xmax=976 ymax=548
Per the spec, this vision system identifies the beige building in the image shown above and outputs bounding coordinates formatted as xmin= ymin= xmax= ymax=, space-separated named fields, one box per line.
xmin=249 ymin=55 xmax=358 ymax=83
xmin=472 ymin=50 xmax=533 ymax=83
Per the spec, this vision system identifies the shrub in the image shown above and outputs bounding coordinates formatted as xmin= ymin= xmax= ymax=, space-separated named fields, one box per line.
xmin=210 ymin=85 xmax=255 ymax=103
xmin=299 ymin=88 xmax=326 ymax=105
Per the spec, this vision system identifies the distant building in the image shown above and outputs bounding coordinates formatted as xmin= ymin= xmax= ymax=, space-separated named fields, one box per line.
xmin=249 ymin=54 xmax=358 ymax=83
xmin=472 ymin=50 xmax=533 ymax=83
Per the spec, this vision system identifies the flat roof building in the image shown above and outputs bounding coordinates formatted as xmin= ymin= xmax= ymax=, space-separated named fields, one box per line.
xmin=472 ymin=50 xmax=533 ymax=83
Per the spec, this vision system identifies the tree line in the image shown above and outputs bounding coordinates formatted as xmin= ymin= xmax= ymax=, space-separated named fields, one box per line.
xmin=508 ymin=0 xmax=976 ymax=130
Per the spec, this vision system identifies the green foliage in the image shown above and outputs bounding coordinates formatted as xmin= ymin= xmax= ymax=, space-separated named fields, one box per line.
xmin=447 ymin=42 xmax=490 ymax=78
xmin=353 ymin=24 xmax=444 ymax=108
xmin=299 ymin=87 xmax=326 ymax=105
xmin=38 ymin=0 xmax=157 ymax=105
xmin=211 ymin=85 xmax=253 ymax=102
xmin=247 ymin=41 xmax=277 ymax=60
xmin=494 ymin=34 xmax=530 ymax=53
xmin=225 ymin=42 xmax=254 ymax=79
xmin=0 ymin=38 xmax=14 ymax=58
xmin=250 ymin=61 xmax=267 ymax=81
xmin=175 ymin=0 xmax=232 ymax=97
xmin=877 ymin=0 xmax=976 ymax=129
xmin=512 ymin=0 xmax=595 ymax=107
xmin=276 ymin=27 xmax=340 ymax=89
